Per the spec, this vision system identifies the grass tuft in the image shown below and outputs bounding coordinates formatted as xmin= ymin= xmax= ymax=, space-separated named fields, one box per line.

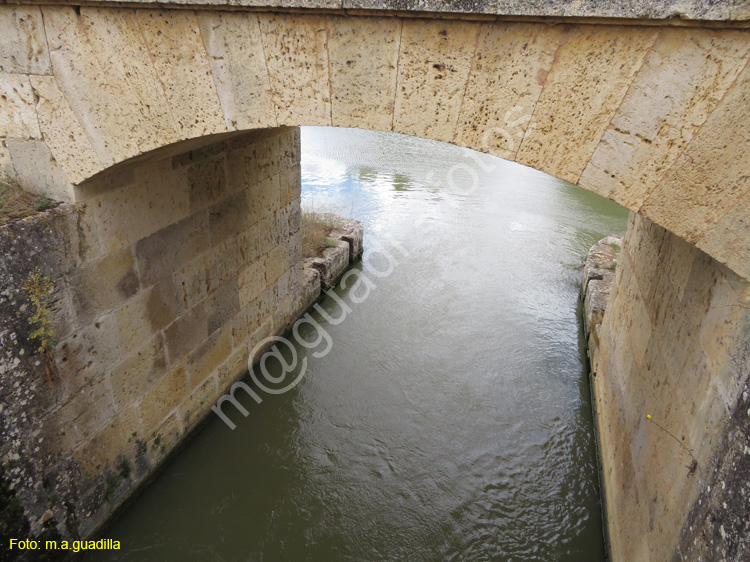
xmin=302 ymin=210 xmax=343 ymax=259
xmin=0 ymin=173 xmax=58 ymax=225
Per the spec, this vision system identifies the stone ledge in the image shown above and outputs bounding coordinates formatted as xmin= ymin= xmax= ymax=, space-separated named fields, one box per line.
xmin=581 ymin=234 xmax=622 ymax=374
xmin=303 ymin=213 xmax=364 ymax=292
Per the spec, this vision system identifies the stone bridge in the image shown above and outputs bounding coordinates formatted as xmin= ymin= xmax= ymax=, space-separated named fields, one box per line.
xmin=0 ymin=2 xmax=749 ymax=561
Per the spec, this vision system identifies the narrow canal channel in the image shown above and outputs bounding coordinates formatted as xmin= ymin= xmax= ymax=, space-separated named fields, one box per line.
xmin=85 ymin=127 xmax=628 ymax=561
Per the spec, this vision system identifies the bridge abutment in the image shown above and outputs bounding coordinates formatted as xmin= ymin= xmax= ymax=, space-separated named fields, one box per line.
xmin=0 ymin=126 xmax=318 ymax=540
xmin=593 ymin=212 xmax=750 ymax=561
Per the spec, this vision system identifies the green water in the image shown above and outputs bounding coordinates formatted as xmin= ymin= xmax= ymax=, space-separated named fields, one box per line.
xmin=84 ymin=127 xmax=628 ymax=561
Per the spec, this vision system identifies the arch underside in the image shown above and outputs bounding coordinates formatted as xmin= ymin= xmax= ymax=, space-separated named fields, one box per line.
xmin=0 ymin=6 xmax=748 ymax=277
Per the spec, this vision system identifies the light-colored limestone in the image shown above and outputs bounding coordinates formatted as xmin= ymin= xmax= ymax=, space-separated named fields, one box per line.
xmin=580 ymin=28 xmax=750 ymax=208
xmin=698 ymin=190 xmax=750 ymax=276
xmin=79 ymin=8 xmax=181 ymax=154
xmin=454 ymin=22 xmax=564 ymax=161
xmin=258 ymin=13 xmax=331 ymax=126
xmin=641 ymin=60 xmax=750 ymax=279
xmin=115 ymin=343 xmax=182 ymax=425
xmin=0 ymin=73 xmax=40 ymax=140
xmin=4 ymin=137 xmax=75 ymax=201
xmin=0 ymin=9 xmax=747 ymax=282
xmin=136 ymin=9 xmax=226 ymax=139
xmin=197 ymin=11 xmax=277 ymax=131
xmin=0 ymin=6 xmax=51 ymax=75
xmin=394 ymin=19 xmax=480 ymax=143
xmin=516 ymin=25 xmax=659 ymax=183
xmin=593 ymin=214 xmax=750 ymax=562
xmin=42 ymin=6 xmax=140 ymax=167
xmin=29 ymin=75 xmax=101 ymax=188
xmin=328 ymin=16 xmax=400 ymax=131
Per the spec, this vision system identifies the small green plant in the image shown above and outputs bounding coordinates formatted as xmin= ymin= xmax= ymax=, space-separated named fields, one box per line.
xmin=0 ymin=173 xmax=57 ymax=224
xmin=117 ymin=459 xmax=131 ymax=480
xmin=34 ymin=195 xmax=55 ymax=211
xmin=609 ymin=242 xmax=621 ymax=252
xmin=605 ymin=263 xmax=617 ymax=271
xmin=22 ymin=267 xmax=59 ymax=388
xmin=103 ymin=474 xmax=120 ymax=502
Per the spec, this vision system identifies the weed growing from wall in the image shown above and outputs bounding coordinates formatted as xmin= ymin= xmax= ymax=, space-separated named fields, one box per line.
xmin=22 ymin=267 xmax=60 ymax=388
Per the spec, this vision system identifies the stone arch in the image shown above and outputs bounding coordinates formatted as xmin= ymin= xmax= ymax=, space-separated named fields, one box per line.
xmin=1 ymin=6 xmax=749 ymax=276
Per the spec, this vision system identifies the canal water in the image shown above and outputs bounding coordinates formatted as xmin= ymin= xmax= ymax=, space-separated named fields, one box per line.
xmin=85 ymin=127 xmax=628 ymax=561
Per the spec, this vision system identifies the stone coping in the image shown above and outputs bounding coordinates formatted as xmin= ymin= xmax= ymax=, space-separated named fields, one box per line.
xmin=2 ymin=0 xmax=747 ymax=22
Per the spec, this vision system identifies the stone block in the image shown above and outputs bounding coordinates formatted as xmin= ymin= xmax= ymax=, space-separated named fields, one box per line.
xmin=108 ymin=279 xmax=179 ymax=356
xmin=4 ymin=137 xmax=75 ymax=202
xmin=264 ymin=243 xmax=291 ymax=286
xmin=209 ymin=190 xmax=248 ymax=245
xmin=640 ymin=61 xmax=750 ymax=252
xmin=205 ymin=278 xmax=240 ymax=335
xmin=238 ymin=260 xmax=266 ymax=309
xmin=145 ymin=413 xmax=182 ymax=465
xmin=294 ymin=266 xmax=321 ymax=315
xmin=212 ymin=236 xmax=241 ymax=288
xmin=164 ymin=301 xmax=209 ymax=365
xmin=79 ymin=7 xmax=181 ymax=155
xmin=180 ymin=373 xmax=219 ymax=431
xmin=196 ymin=11 xmax=276 ymax=131
xmin=254 ymin=133 xmax=282 ymax=182
xmin=135 ymin=212 xmax=210 ymax=288
xmin=280 ymin=164 xmax=301 ymax=208
xmin=186 ymin=326 xmax=232 ymax=389
xmin=90 ymin=159 xmax=191 ymax=255
xmin=248 ymin=175 xmax=281 ymax=226
xmin=698 ymin=190 xmax=750 ymax=281
xmin=245 ymin=317 xmax=274 ymax=365
xmin=279 ymin=128 xmax=300 ymax=170
xmin=256 ymin=213 xmax=279 ymax=256
xmin=0 ymin=6 xmax=52 ymax=75
xmin=49 ymin=378 xmax=114 ymax=453
xmin=108 ymin=334 xmax=168 ymax=411
xmin=394 ymin=19 xmax=479 ymax=143
xmin=287 ymin=199 xmax=302 ymax=236
xmin=188 ymin=154 xmax=228 ymax=212
xmin=584 ymin=278 xmax=612 ymax=329
xmin=516 ymin=25 xmax=659 ymax=183
xmin=455 ymin=22 xmax=564 ymax=160
xmin=307 ymin=240 xmax=350 ymax=289
xmin=73 ymin=406 xmax=142 ymax=473
xmin=231 ymin=286 xmax=275 ymax=345
xmin=136 ymin=9 xmax=226 ymax=139
xmin=328 ymin=16 xmax=400 ymax=131
xmin=0 ymin=74 xmax=41 ymax=140
xmin=68 ymin=246 xmax=139 ymax=326
xmin=217 ymin=344 xmax=250 ymax=392
xmin=139 ymin=361 xmax=189 ymax=432
xmin=580 ymin=28 xmax=750 ymax=210
xmin=43 ymin=6 xmax=140 ymax=168
xmin=173 ymin=252 xmax=214 ymax=312
xmin=237 ymin=225 xmax=261 ymax=266
xmin=258 ymin=13 xmax=331 ymax=126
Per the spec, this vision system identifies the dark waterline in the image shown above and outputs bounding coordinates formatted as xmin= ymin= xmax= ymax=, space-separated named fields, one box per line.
xmin=84 ymin=127 xmax=628 ymax=561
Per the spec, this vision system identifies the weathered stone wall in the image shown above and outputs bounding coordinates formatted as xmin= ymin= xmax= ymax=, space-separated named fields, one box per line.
xmin=592 ymin=213 xmax=750 ymax=561
xmin=0 ymin=126 xmax=312 ymax=543
xmin=1 ymin=6 xmax=748 ymax=278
